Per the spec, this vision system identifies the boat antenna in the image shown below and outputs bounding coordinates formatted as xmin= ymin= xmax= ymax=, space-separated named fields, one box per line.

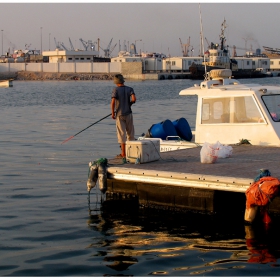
xmin=199 ymin=3 xmax=207 ymax=80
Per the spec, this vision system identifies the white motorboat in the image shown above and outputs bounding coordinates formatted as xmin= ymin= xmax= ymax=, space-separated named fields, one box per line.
xmin=141 ymin=68 xmax=280 ymax=152
xmin=0 ymin=79 xmax=13 ymax=87
xmin=179 ymin=68 xmax=280 ymax=146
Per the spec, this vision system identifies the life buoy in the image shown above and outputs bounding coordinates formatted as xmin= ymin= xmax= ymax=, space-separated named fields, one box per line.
xmin=209 ymin=69 xmax=232 ymax=79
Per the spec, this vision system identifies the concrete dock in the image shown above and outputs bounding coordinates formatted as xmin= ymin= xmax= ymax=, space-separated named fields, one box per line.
xmin=106 ymin=144 xmax=280 ymax=215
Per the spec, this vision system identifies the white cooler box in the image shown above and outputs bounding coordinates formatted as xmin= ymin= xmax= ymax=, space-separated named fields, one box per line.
xmin=126 ymin=139 xmax=160 ymax=163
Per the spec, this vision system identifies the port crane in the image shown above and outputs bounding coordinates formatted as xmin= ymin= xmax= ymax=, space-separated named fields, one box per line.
xmin=79 ymin=38 xmax=89 ymax=51
xmin=60 ymin=42 xmax=68 ymax=51
xmin=179 ymin=37 xmax=191 ymax=57
xmin=69 ymin=38 xmax=75 ymax=51
xmin=205 ymin=37 xmax=211 ymax=49
xmin=54 ymin=37 xmax=62 ymax=50
xmin=226 ymin=44 xmax=256 ymax=57
xmin=79 ymin=38 xmax=96 ymax=51
xmin=25 ymin=44 xmax=31 ymax=49
xmin=99 ymin=38 xmax=117 ymax=57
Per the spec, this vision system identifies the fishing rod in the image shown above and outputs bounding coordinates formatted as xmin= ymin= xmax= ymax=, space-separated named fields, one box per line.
xmin=61 ymin=113 xmax=111 ymax=144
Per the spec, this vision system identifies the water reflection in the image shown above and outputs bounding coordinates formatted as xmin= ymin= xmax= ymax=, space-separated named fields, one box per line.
xmin=86 ymin=198 xmax=280 ymax=275
xmin=245 ymin=223 xmax=280 ymax=265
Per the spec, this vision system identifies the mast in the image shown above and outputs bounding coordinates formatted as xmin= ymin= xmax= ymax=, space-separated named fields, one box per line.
xmin=220 ymin=18 xmax=226 ymax=51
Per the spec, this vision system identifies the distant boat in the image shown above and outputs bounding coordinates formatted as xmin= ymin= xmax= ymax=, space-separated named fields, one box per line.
xmin=0 ymin=79 xmax=13 ymax=88
xmin=263 ymin=46 xmax=280 ymax=58
xmin=189 ymin=19 xmax=265 ymax=79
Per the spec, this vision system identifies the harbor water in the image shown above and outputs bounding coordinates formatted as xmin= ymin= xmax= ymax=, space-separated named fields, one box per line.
xmin=1 ymin=78 xmax=280 ymax=276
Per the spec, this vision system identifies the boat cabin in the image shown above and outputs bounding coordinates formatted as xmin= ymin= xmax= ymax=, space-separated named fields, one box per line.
xmin=204 ymin=47 xmax=238 ymax=71
xmin=179 ymin=69 xmax=280 ymax=146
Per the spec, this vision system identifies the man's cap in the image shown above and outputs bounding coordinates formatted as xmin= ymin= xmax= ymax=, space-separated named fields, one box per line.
xmin=114 ymin=74 xmax=125 ymax=84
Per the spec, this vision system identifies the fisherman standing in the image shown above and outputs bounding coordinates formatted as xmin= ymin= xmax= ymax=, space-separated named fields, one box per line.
xmin=111 ymin=74 xmax=136 ymax=158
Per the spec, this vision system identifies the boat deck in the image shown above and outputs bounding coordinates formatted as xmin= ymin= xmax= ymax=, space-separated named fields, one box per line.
xmin=106 ymin=144 xmax=280 ymax=213
xmin=107 ymin=144 xmax=280 ymax=193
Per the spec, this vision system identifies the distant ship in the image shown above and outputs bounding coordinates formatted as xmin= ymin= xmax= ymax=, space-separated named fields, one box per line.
xmin=263 ymin=46 xmax=280 ymax=58
xmin=189 ymin=19 xmax=265 ymax=79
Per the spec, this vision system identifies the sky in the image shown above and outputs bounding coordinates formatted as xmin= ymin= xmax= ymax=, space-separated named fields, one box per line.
xmin=1 ymin=2 xmax=280 ymax=57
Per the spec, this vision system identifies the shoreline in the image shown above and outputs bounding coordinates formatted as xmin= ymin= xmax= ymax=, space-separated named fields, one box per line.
xmin=0 ymin=71 xmax=115 ymax=81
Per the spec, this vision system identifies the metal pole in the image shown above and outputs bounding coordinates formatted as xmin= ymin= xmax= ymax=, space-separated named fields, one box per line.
xmin=49 ymin=33 xmax=50 ymax=51
xmin=1 ymin=30 xmax=3 ymax=56
xmin=40 ymin=27 xmax=42 ymax=54
xmin=134 ymin=39 xmax=142 ymax=55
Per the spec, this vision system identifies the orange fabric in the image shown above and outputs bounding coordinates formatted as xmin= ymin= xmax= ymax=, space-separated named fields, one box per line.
xmin=245 ymin=177 xmax=280 ymax=209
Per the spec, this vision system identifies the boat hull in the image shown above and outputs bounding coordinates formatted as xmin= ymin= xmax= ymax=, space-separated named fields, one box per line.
xmin=189 ymin=64 xmax=266 ymax=79
xmin=0 ymin=80 xmax=13 ymax=87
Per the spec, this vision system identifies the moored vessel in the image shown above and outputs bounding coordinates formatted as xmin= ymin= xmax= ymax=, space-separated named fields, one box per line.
xmin=0 ymin=79 xmax=13 ymax=87
xmin=189 ymin=19 xmax=266 ymax=79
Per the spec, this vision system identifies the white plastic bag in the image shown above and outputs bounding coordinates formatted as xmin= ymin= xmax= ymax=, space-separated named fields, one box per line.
xmin=217 ymin=142 xmax=233 ymax=158
xmin=200 ymin=141 xmax=233 ymax=163
xmin=200 ymin=142 xmax=219 ymax=163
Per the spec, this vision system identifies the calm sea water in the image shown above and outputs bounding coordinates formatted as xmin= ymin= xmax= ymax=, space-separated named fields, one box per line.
xmin=1 ymin=77 xmax=280 ymax=276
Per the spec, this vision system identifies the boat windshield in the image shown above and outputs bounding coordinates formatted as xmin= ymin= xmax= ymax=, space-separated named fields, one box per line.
xmin=262 ymin=94 xmax=280 ymax=122
xmin=201 ymin=96 xmax=264 ymax=124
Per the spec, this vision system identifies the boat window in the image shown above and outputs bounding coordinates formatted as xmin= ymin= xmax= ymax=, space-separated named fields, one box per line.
xmin=262 ymin=94 xmax=280 ymax=122
xmin=202 ymin=103 xmax=210 ymax=121
xmin=201 ymin=96 xmax=263 ymax=124
xmin=213 ymin=101 xmax=223 ymax=119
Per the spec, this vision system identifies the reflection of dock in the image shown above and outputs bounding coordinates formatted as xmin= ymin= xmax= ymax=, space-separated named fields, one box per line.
xmin=106 ymin=145 xmax=280 ymax=214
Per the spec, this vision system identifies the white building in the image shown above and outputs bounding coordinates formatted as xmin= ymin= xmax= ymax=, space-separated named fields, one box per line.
xmin=269 ymin=58 xmax=280 ymax=71
xmin=42 ymin=49 xmax=100 ymax=63
xmin=163 ymin=57 xmax=204 ymax=72
xmin=111 ymin=52 xmax=164 ymax=72
xmin=233 ymin=57 xmax=270 ymax=70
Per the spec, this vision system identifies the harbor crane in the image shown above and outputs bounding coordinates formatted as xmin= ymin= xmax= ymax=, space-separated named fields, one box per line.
xmin=179 ymin=37 xmax=190 ymax=57
xmin=79 ymin=38 xmax=89 ymax=51
xmin=134 ymin=39 xmax=142 ymax=54
xmin=227 ymin=44 xmax=256 ymax=57
xmin=25 ymin=44 xmax=31 ymax=49
xmin=54 ymin=37 xmax=61 ymax=49
xmin=69 ymin=38 xmax=75 ymax=51
xmin=60 ymin=42 xmax=68 ymax=51
xmin=99 ymin=38 xmax=116 ymax=57
xmin=205 ymin=37 xmax=210 ymax=49
xmin=79 ymin=38 xmax=96 ymax=51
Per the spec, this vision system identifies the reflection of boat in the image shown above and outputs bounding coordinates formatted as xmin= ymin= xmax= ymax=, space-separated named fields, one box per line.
xmin=0 ymin=79 xmax=13 ymax=87
xmin=189 ymin=19 xmax=265 ymax=79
